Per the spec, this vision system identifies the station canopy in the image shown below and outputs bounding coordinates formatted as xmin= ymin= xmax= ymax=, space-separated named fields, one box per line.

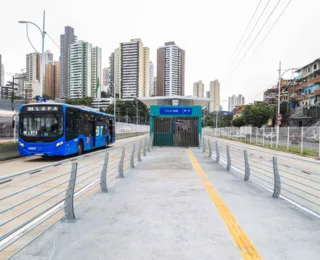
xmin=138 ymin=96 xmax=211 ymax=108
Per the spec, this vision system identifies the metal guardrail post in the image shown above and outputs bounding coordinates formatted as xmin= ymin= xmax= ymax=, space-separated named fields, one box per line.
xmin=243 ymin=150 xmax=250 ymax=181
xmin=198 ymin=134 xmax=201 ymax=149
xmin=208 ymin=139 xmax=212 ymax=158
xmin=131 ymin=144 xmax=136 ymax=168
xmin=272 ymin=157 xmax=281 ymax=198
xmin=202 ymin=137 xmax=206 ymax=152
xmin=226 ymin=145 xmax=231 ymax=171
xmin=118 ymin=147 xmax=125 ymax=178
xmin=64 ymin=162 xmax=77 ymax=222
xmin=138 ymin=140 xmax=142 ymax=162
xmin=100 ymin=151 xmax=109 ymax=192
xmin=148 ymin=135 xmax=152 ymax=152
xmin=215 ymin=141 xmax=220 ymax=163
xmin=143 ymin=136 xmax=147 ymax=156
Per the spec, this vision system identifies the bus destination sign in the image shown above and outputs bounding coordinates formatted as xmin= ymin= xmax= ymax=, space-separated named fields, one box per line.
xmin=159 ymin=107 xmax=192 ymax=115
xmin=22 ymin=105 xmax=63 ymax=113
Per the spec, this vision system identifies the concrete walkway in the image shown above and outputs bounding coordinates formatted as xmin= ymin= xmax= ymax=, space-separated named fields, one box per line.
xmin=12 ymin=147 xmax=320 ymax=260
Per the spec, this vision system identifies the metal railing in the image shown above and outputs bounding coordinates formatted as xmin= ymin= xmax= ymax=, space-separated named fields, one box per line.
xmin=116 ymin=122 xmax=150 ymax=133
xmin=200 ymin=134 xmax=320 ymax=219
xmin=203 ymin=126 xmax=320 ymax=158
xmin=0 ymin=133 xmax=154 ymax=258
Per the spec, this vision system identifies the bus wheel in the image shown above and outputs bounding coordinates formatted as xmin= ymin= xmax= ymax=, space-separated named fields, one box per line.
xmin=105 ymin=138 xmax=109 ymax=148
xmin=78 ymin=141 xmax=84 ymax=156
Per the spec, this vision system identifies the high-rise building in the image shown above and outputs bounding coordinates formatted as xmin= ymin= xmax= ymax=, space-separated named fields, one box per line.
xmin=102 ymin=67 xmax=110 ymax=87
xmin=193 ymin=80 xmax=205 ymax=98
xmin=209 ymin=79 xmax=220 ymax=112
xmin=68 ymin=41 xmax=92 ymax=98
xmin=156 ymin=41 xmax=185 ymax=96
xmin=43 ymin=50 xmax=53 ymax=65
xmin=60 ymin=26 xmax=77 ymax=98
xmin=154 ymin=76 xmax=157 ymax=97
xmin=91 ymin=46 xmax=102 ymax=98
xmin=0 ymin=54 xmax=3 ymax=86
xmin=109 ymin=48 xmax=122 ymax=97
xmin=228 ymin=94 xmax=245 ymax=111
xmin=44 ymin=61 xmax=60 ymax=100
xmin=149 ymin=61 xmax=154 ymax=96
xmin=14 ymin=73 xmax=26 ymax=98
xmin=228 ymin=95 xmax=237 ymax=111
xmin=120 ymin=38 xmax=149 ymax=100
xmin=206 ymin=91 xmax=210 ymax=111
xmin=26 ymin=53 xmax=40 ymax=82
xmin=238 ymin=94 xmax=245 ymax=105
xmin=142 ymin=47 xmax=150 ymax=97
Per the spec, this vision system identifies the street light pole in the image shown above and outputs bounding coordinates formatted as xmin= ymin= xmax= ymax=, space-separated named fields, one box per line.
xmin=40 ymin=10 xmax=46 ymax=98
xmin=19 ymin=10 xmax=46 ymax=98
xmin=276 ymin=61 xmax=281 ymax=149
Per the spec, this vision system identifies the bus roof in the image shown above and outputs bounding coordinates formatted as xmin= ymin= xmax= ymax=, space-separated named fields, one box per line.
xmin=20 ymin=103 xmax=114 ymax=118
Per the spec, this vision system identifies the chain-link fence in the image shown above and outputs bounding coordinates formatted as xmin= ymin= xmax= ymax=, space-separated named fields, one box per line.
xmin=203 ymin=126 xmax=320 ymax=158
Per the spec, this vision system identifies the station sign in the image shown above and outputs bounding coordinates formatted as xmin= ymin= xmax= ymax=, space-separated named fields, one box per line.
xmin=159 ymin=107 xmax=193 ymax=115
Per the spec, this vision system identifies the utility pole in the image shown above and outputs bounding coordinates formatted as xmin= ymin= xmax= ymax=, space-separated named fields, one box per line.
xmin=276 ymin=61 xmax=281 ymax=149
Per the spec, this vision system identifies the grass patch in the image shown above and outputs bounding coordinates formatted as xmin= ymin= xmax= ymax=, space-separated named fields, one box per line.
xmin=0 ymin=141 xmax=16 ymax=146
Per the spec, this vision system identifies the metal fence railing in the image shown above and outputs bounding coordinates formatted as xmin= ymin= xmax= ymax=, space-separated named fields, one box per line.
xmin=0 ymin=117 xmax=17 ymax=143
xmin=0 ymin=134 xmax=154 ymax=259
xmin=203 ymin=126 xmax=320 ymax=158
xmin=116 ymin=122 xmax=150 ymax=133
xmin=200 ymin=135 xmax=320 ymax=219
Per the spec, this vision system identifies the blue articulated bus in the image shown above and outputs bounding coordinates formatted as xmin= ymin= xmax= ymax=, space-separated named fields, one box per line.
xmin=18 ymin=103 xmax=115 ymax=157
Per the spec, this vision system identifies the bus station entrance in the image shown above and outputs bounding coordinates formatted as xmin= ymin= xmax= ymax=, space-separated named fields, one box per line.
xmin=150 ymin=106 xmax=202 ymax=147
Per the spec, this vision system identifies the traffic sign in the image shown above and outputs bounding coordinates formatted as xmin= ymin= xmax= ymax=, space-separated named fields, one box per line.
xmin=276 ymin=120 xmax=281 ymax=125
xmin=276 ymin=114 xmax=282 ymax=120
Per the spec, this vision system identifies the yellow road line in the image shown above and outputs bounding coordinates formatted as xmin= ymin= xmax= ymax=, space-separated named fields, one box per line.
xmin=186 ymin=149 xmax=262 ymax=260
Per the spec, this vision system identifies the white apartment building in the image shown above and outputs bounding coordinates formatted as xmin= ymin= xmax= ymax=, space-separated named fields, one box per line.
xmin=68 ymin=41 xmax=92 ymax=98
xmin=228 ymin=94 xmax=245 ymax=111
xmin=120 ymin=38 xmax=149 ymax=100
xmin=193 ymin=80 xmax=205 ymax=98
xmin=91 ymin=46 xmax=102 ymax=98
xmin=210 ymin=79 xmax=220 ymax=112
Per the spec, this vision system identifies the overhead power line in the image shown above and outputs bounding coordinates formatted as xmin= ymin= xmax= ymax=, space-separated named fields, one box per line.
xmin=228 ymin=0 xmax=263 ymax=65
xmin=252 ymin=0 xmax=293 ymax=55
xmin=228 ymin=0 xmax=271 ymax=68
xmin=227 ymin=0 xmax=281 ymax=80
xmin=46 ymin=32 xmax=60 ymax=50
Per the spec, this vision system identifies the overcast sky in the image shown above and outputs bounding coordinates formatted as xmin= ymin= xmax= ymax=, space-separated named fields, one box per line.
xmin=1 ymin=0 xmax=319 ymax=108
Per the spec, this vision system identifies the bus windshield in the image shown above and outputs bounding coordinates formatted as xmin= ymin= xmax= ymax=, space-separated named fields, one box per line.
xmin=20 ymin=113 xmax=63 ymax=137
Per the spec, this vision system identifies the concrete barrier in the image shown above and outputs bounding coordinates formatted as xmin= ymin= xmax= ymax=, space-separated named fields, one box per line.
xmin=0 ymin=132 xmax=148 ymax=162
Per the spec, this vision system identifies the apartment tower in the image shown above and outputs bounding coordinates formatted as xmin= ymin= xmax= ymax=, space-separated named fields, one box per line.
xmin=156 ymin=41 xmax=185 ymax=96
xmin=193 ymin=80 xmax=205 ymax=98
xmin=60 ymin=26 xmax=77 ymax=98
xmin=210 ymin=79 xmax=220 ymax=112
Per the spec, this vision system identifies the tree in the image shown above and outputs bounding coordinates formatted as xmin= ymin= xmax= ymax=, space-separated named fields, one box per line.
xmin=232 ymin=116 xmax=245 ymax=127
xmin=242 ymin=102 xmax=274 ymax=128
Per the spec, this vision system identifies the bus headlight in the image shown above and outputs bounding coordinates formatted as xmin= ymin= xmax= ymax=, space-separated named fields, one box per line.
xmin=19 ymin=142 xmax=24 ymax=147
xmin=56 ymin=141 xmax=64 ymax=148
